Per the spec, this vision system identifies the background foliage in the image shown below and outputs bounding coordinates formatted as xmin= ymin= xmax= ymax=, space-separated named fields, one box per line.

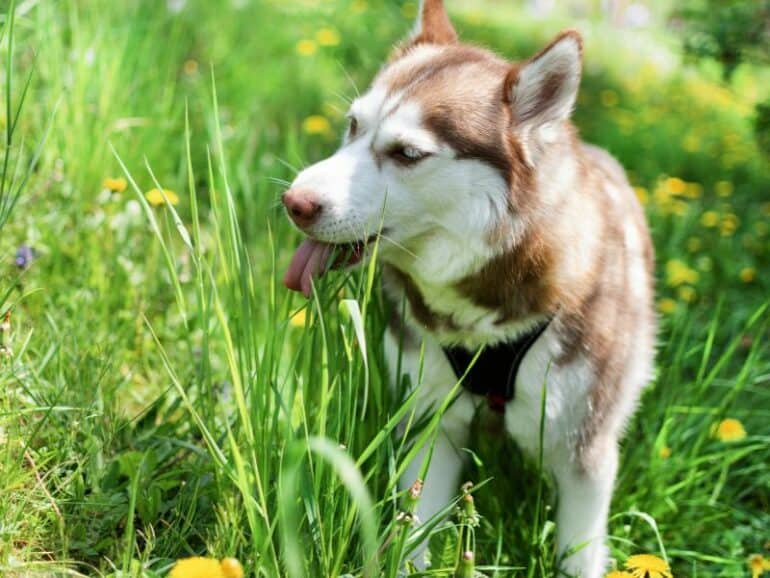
xmin=0 ymin=0 xmax=768 ymax=576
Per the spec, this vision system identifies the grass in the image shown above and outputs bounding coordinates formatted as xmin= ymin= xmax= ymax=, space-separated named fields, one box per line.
xmin=0 ymin=0 xmax=768 ymax=576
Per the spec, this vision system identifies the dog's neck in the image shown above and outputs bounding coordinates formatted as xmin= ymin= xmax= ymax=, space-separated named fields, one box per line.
xmin=380 ymin=147 xmax=593 ymax=347
xmin=381 ymin=223 xmax=505 ymax=287
xmin=379 ymin=216 xmax=555 ymax=347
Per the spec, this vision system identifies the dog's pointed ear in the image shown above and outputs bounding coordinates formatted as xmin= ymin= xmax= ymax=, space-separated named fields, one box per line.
xmin=504 ymin=30 xmax=582 ymax=127
xmin=411 ymin=0 xmax=457 ymax=45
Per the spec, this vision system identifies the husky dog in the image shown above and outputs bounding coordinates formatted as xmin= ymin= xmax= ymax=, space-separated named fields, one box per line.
xmin=283 ymin=1 xmax=655 ymax=575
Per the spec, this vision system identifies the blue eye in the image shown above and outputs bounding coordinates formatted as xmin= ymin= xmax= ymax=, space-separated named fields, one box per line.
xmin=389 ymin=144 xmax=429 ymax=165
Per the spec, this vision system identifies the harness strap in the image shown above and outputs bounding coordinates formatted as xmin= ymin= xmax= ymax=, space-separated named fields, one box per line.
xmin=442 ymin=319 xmax=551 ymax=413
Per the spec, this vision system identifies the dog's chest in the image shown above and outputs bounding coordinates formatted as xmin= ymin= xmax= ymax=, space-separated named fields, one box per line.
xmin=382 ymin=260 xmax=593 ymax=453
xmin=424 ymin=284 xmax=513 ymax=342
xmin=385 ymin=267 xmax=541 ymax=348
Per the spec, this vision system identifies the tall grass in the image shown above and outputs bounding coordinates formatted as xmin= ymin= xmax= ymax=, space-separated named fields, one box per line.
xmin=0 ymin=1 xmax=768 ymax=576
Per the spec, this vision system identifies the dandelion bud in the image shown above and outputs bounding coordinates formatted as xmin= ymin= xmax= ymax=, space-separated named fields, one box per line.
xmin=455 ymin=550 xmax=475 ymax=578
xmin=408 ymin=478 xmax=423 ymax=500
xmin=396 ymin=511 xmax=416 ymax=526
xmin=463 ymin=494 xmax=476 ymax=518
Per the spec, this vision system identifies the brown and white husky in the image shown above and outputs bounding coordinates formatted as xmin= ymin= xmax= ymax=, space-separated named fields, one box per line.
xmin=282 ymin=1 xmax=656 ymax=575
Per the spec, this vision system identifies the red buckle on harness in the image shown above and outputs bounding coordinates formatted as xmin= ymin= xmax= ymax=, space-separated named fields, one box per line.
xmin=487 ymin=393 xmax=508 ymax=414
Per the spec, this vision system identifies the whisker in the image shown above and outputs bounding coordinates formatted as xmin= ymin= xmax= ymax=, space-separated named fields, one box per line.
xmin=331 ymin=91 xmax=353 ymax=107
xmin=379 ymin=234 xmax=421 ymax=262
xmin=335 ymin=61 xmax=360 ymax=98
xmin=275 ymin=156 xmax=303 ymax=175
xmin=266 ymin=176 xmax=292 ymax=187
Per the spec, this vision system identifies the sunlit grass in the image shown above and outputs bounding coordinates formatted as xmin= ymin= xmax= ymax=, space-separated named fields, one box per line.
xmin=0 ymin=1 xmax=768 ymax=577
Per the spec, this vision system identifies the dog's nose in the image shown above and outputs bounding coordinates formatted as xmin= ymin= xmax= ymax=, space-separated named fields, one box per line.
xmin=282 ymin=188 xmax=322 ymax=228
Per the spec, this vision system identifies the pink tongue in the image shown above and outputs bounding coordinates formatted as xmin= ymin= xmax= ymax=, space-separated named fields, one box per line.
xmin=284 ymin=239 xmax=333 ymax=298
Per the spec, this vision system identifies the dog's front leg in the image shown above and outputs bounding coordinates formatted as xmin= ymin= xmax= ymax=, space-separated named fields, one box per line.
xmin=399 ymin=417 xmax=470 ymax=566
xmin=385 ymin=328 xmax=475 ymax=568
xmin=552 ymin=440 xmax=618 ymax=578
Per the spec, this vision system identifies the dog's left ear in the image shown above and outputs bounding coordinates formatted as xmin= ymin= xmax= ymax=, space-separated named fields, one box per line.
xmin=410 ymin=0 xmax=457 ymax=46
xmin=505 ymin=30 xmax=582 ymax=128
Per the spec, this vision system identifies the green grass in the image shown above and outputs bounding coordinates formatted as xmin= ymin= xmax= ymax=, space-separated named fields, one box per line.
xmin=0 ymin=0 xmax=768 ymax=576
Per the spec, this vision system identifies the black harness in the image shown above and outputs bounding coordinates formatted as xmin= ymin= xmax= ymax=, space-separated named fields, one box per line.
xmin=442 ymin=319 xmax=551 ymax=413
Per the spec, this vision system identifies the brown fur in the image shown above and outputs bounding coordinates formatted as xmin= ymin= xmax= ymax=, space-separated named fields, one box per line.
xmin=383 ymin=45 xmax=542 ymax=195
xmin=383 ymin=265 xmax=459 ymax=332
xmin=554 ymin=145 xmax=655 ymax=470
xmin=410 ymin=0 xmax=457 ymax=47
xmin=385 ymin=45 xmax=496 ymax=95
xmin=454 ymin=230 xmax=558 ymax=324
xmin=503 ymin=30 xmax=583 ymax=124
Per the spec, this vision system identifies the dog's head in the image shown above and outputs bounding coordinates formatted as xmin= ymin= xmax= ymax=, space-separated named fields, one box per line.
xmin=284 ymin=0 xmax=582 ymax=296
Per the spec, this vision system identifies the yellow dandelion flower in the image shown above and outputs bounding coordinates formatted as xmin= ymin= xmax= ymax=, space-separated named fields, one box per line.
xmin=600 ymin=90 xmax=619 ymax=107
xmin=145 ymin=188 xmax=180 ymax=206
xmin=302 ymin=115 xmax=331 ymax=136
xmin=700 ymin=210 xmax=719 ymax=228
xmin=296 ymin=39 xmax=317 ymax=56
xmin=665 ymin=177 xmax=687 ymax=195
xmin=624 ymin=554 xmax=672 ymax=578
xmin=658 ymin=298 xmax=677 ymax=315
xmin=715 ymin=180 xmax=733 ymax=197
xmin=220 ymin=558 xmax=244 ymax=578
xmin=712 ymin=418 xmax=746 ymax=442
xmin=667 ymin=200 xmax=688 ymax=217
xmin=183 ymin=59 xmax=199 ymax=76
xmin=720 ymin=224 xmax=736 ymax=237
xmin=658 ymin=446 xmax=671 ymax=459
xmin=315 ymin=27 xmax=340 ymax=47
xmin=103 ymin=177 xmax=127 ymax=193
xmin=653 ymin=181 xmax=671 ymax=206
xmin=720 ymin=213 xmax=739 ymax=236
xmin=748 ymin=554 xmax=770 ymax=578
xmin=634 ymin=187 xmax=648 ymax=205
xmin=677 ymin=286 xmax=696 ymax=303
xmin=607 ymin=572 xmax=634 ymax=578
xmin=740 ymin=267 xmax=756 ymax=283
xmin=683 ymin=182 xmax=702 ymax=199
xmin=170 ymin=557 xmax=224 ymax=578
xmin=665 ymin=259 xmax=699 ymax=287
xmin=289 ymin=308 xmax=308 ymax=327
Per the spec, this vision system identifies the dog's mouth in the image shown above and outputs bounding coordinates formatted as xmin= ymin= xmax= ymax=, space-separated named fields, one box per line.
xmin=284 ymin=235 xmax=378 ymax=297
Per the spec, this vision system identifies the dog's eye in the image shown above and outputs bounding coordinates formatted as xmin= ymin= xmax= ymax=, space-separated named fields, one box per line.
xmin=388 ymin=144 xmax=429 ymax=165
xmin=348 ymin=116 xmax=359 ymax=138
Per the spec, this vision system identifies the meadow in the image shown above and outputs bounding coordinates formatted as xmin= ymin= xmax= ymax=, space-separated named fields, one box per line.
xmin=0 ymin=0 xmax=768 ymax=576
